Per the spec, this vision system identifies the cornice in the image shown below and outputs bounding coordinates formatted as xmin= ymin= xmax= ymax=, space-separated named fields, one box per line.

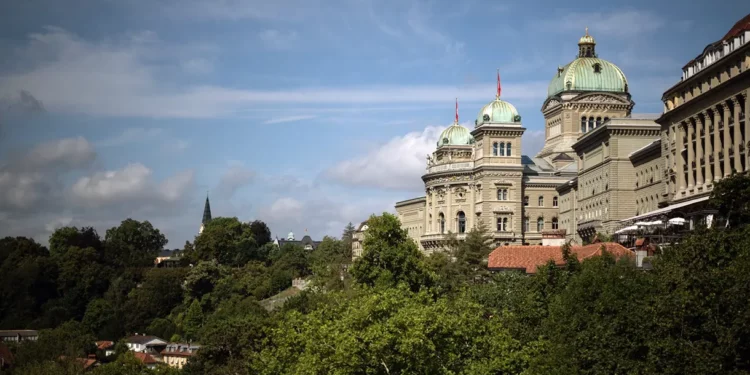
xmin=661 ymin=42 xmax=750 ymax=99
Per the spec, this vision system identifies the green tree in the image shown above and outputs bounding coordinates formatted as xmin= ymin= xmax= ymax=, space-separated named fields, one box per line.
xmin=249 ymin=220 xmax=272 ymax=248
xmin=104 ymin=219 xmax=168 ymax=268
xmin=49 ymin=226 xmax=103 ymax=259
xmin=341 ymin=222 xmax=356 ymax=259
xmin=82 ymin=299 xmax=119 ymax=340
xmin=193 ymin=217 xmax=259 ymax=266
xmin=183 ymin=300 xmax=204 ymax=341
xmin=13 ymin=320 xmax=96 ymax=365
xmin=350 ymin=213 xmax=433 ymax=291
xmin=123 ymin=268 xmax=186 ymax=332
xmin=55 ymin=246 xmax=111 ymax=319
xmin=183 ymin=260 xmax=228 ymax=301
xmin=310 ymin=236 xmax=349 ymax=290
xmin=146 ymin=318 xmax=177 ymax=341
xmin=710 ymin=172 xmax=750 ymax=227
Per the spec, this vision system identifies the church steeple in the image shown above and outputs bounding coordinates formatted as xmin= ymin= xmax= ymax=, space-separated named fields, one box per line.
xmin=199 ymin=193 xmax=212 ymax=234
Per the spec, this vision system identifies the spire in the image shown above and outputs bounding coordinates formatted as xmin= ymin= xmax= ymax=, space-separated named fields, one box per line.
xmin=585 ymin=26 xmax=589 ymax=36
xmin=496 ymin=69 xmax=502 ymax=99
xmin=455 ymin=98 xmax=459 ymax=124
xmin=202 ymin=193 xmax=212 ymax=225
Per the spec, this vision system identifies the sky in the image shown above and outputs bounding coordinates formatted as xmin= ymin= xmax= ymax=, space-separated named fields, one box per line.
xmin=0 ymin=0 xmax=748 ymax=248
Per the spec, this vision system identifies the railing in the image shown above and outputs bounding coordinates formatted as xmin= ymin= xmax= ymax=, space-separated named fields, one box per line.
xmin=427 ymin=162 xmax=474 ymax=174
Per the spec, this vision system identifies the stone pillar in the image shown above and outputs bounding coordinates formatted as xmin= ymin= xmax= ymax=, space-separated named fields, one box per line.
xmin=677 ymin=123 xmax=686 ymax=192
xmin=703 ymin=113 xmax=713 ymax=184
xmin=733 ymin=97 xmax=743 ymax=172
xmin=713 ymin=108 xmax=722 ymax=181
xmin=444 ymin=184 xmax=452 ymax=232
xmin=694 ymin=117 xmax=703 ymax=187
xmin=424 ymin=188 xmax=431 ymax=233
xmin=723 ymin=103 xmax=732 ymax=176
xmin=687 ymin=121 xmax=695 ymax=189
xmin=469 ymin=182 xmax=476 ymax=229
xmin=431 ymin=189 xmax=438 ymax=234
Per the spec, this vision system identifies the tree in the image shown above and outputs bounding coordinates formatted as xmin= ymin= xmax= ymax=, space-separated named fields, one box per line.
xmin=249 ymin=220 xmax=272 ymax=248
xmin=350 ymin=213 xmax=433 ymax=291
xmin=49 ymin=227 xmax=103 ymax=259
xmin=183 ymin=300 xmax=204 ymax=341
xmin=146 ymin=318 xmax=177 ymax=341
xmin=341 ymin=222 xmax=356 ymax=259
xmin=183 ymin=260 xmax=228 ymax=301
xmin=55 ymin=246 xmax=111 ymax=320
xmin=193 ymin=217 xmax=259 ymax=266
xmin=710 ymin=172 xmax=750 ymax=227
xmin=442 ymin=222 xmax=495 ymax=285
xmin=104 ymin=219 xmax=168 ymax=268
xmin=123 ymin=268 xmax=186 ymax=333
xmin=310 ymin=237 xmax=348 ymax=290
xmin=82 ymin=299 xmax=119 ymax=340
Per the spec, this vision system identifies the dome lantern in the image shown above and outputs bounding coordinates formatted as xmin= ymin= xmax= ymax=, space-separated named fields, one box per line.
xmin=578 ymin=27 xmax=596 ymax=57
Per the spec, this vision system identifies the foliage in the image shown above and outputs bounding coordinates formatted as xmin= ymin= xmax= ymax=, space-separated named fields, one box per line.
xmin=183 ymin=260 xmax=229 ymax=301
xmin=193 ymin=217 xmax=259 ymax=266
xmin=82 ymin=299 xmax=118 ymax=340
xmin=249 ymin=220 xmax=272 ymax=248
xmin=183 ymin=300 xmax=204 ymax=341
xmin=104 ymin=219 xmax=168 ymax=268
xmin=710 ymin=172 xmax=750 ymax=227
xmin=350 ymin=213 xmax=433 ymax=291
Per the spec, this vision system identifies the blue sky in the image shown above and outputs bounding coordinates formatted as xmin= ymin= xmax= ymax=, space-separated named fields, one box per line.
xmin=0 ymin=0 xmax=748 ymax=247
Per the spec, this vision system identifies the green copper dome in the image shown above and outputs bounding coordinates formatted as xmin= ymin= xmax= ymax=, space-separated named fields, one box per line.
xmin=547 ymin=29 xmax=628 ymax=98
xmin=477 ymin=98 xmax=521 ymax=124
xmin=437 ymin=124 xmax=475 ymax=147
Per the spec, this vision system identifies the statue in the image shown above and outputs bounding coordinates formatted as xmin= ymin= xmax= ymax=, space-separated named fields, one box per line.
xmin=426 ymin=154 xmax=433 ymax=166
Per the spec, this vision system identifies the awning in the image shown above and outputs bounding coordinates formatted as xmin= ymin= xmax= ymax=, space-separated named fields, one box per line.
xmin=668 ymin=217 xmax=686 ymax=225
xmin=615 ymin=225 xmax=639 ymax=234
xmin=621 ymin=196 xmax=710 ymax=223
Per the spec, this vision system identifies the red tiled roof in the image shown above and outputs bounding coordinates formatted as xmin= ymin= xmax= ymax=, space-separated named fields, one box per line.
xmin=722 ymin=13 xmax=750 ymax=42
xmin=95 ymin=341 xmax=114 ymax=350
xmin=134 ymin=352 xmax=158 ymax=364
xmin=487 ymin=242 xmax=633 ymax=274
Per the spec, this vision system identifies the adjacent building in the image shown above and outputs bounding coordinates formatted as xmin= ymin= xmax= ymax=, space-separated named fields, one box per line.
xmin=275 ymin=231 xmax=321 ymax=250
xmin=161 ymin=343 xmax=200 ymax=369
xmin=0 ymin=330 xmax=38 ymax=343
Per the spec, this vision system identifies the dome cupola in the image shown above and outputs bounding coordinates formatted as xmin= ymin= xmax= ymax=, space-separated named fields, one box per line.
xmin=476 ymin=70 xmax=522 ymax=125
xmin=547 ymin=28 xmax=629 ymax=98
xmin=437 ymin=99 xmax=475 ymax=147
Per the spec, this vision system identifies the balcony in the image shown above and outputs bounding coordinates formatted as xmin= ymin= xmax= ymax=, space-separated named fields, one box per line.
xmin=427 ymin=162 xmax=474 ymax=174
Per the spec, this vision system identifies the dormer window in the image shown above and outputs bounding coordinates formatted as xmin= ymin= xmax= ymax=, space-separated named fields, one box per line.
xmin=483 ymin=114 xmax=490 ymax=121
xmin=593 ymin=63 xmax=601 ymax=73
xmin=443 ymin=137 xmax=449 ymax=144
xmin=557 ymin=67 xmax=564 ymax=77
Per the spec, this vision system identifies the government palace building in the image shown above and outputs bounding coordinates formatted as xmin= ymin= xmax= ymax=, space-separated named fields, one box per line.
xmin=383 ymin=14 xmax=750 ymax=254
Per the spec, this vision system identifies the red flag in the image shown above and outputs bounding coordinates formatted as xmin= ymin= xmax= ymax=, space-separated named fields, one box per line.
xmin=455 ymin=98 xmax=459 ymax=123
xmin=497 ymin=69 xmax=501 ymax=98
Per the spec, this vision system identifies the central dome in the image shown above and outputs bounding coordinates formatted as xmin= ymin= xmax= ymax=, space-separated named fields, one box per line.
xmin=437 ymin=124 xmax=474 ymax=147
xmin=547 ymin=29 xmax=628 ymax=98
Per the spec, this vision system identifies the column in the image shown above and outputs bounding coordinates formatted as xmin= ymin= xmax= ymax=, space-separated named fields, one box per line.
xmin=444 ymin=184 xmax=452 ymax=232
xmin=694 ymin=117 xmax=703 ymax=187
xmin=431 ymin=189 xmax=438 ymax=234
xmin=713 ymin=108 xmax=722 ymax=181
xmin=723 ymin=103 xmax=732 ymax=176
xmin=677 ymin=123 xmax=686 ymax=192
xmin=733 ymin=97 xmax=743 ymax=172
xmin=424 ymin=189 xmax=431 ymax=233
xmin=703 ymin=113 xmax=713 ymax=183
xmin=687 ymin=121 xmax=695 ymax=189
xmin=469 ymin=183 xmax=476 ymax=229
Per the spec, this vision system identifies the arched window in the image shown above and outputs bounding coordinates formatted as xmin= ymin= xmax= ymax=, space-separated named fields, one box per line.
xmin=581 ymin=117 xmax=587 ymax=133
xmin=428 ymin=214 xmax=432 ymax=231
xmin=538 ymin=196 xmax=544 ymax=206
xmin=588 ymin=117 xmax=595 ymax=131
xmin=506 ymin=142 xmax=512 ymax=156
xmin=551 ymin=217 xmax=559 ymax=230
xmin=499 ymin=142 xmax=506 ymax=156
xmin=604 ymin=117 xmax=610 ymax=124
xmin=457 ymin=212 xmax=466 ymax=234
xmin=593 ymin=63 xmax=601 ymax=73
xmin=492 ymin=142 xmax=499 ymax=156
xmin=596 ymin=117 xmax=602 ymax=128
xmin=523 ymin=196 xmax=529 ymax=206
xmin=537 ymin=218 xmax=544 ymax=232
xmin=553 ymin=196 xmax=558 ymax=207
xmin=439 ymin=213 xmax=445 ymax=234
xmin=523 ymin=217 xmax=530 ymax=232
xmin=497 ymin=188 xmax=508 ymax=201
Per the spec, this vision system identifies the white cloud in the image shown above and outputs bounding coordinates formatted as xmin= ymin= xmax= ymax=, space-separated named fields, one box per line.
xmin=324 ymin=125 xmax=444 ymax=190
xmin=522 ymin=130 xmax=546 ymax=157
xmin=263 ymin=115 xmax=317 ymax=124
xmin=21 ymin=136 xmax=96 ymax=171
xmin=95 ymin=128 xmax=164 ymax=147
xmin=215 ymin=162 xmax=256 ymax=198
xmin=258 ymin=29 xmax=299 ymax=50
xmin=0 ymin=27 xmax=547 ymax=119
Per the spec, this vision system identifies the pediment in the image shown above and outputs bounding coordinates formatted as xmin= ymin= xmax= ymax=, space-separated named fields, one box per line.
xmin=542 ymin=96 xmax=562 ymax=112
xmin=573 ymin=93 xmax=629 ymax=105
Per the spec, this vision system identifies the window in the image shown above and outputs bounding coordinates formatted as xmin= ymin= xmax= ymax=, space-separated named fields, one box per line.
xmin=506 ymin=142 xmax=512 ymax=156
xmin=581 ymin=117 xmax=587 ymax=133
xmin=538 ymin=196 xmax=544 ymax=206
xmin=553 ymin=196 xmax=558 ymax=207
xmin=499 ymin=142 xmax=506 ymax=156
xmin=497 ymin=217 xmax=509 ymax=232
xmin=492 ymin=142 xmax=499 ymax=156
xmin=523 ymin=196 xmax=529 ymax=206
xmin=593 ymin=63 xmax=601 ymax=73
xmin=552 ymin=217 xmax=559 ymax=230
xmin=537 ymin=218 xmax=544 ymax=232
xmin=439 ymin=213 xmax=445 ymax=234
xmin=457 ymin=212 xmax=466 ymax=234
xmin=588 ymin=117 xmax=595 ymax=131
xmin=523 ymin=218 xmax=530 ymax=232
xmin=596 ymin=117 xmax=602 ymax=128
xmin=497 ymin=188 xmax=508 ymax=201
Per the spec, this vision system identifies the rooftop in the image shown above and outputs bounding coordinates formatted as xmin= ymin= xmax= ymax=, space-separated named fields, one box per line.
xmin=125 ymin=335 xmax=166 ymax=345
xmin=488 ymin=242 xmax=633 ymax=274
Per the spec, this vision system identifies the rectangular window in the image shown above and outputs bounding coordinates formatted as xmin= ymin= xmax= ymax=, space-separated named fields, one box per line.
xmin=524 ymin=196 xmax=529 ymax=206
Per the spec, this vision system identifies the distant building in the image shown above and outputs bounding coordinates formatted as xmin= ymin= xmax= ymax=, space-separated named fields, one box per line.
xmin=125 ymin=335 xmax=167 ymax=354
xmin=161 ymin=343 xmax=200 ymax=369
xmin=0 ymin=330 xmax=38 ymax=343
xmin=95 ymin=341 xmax=115 ymax=357
xmin=133 ymin=352 xmax=159 ymax=369
xmin=154 ymin=249 xmax=184 ymax=268
xmin=351 ymin=221 xmax=369 ymax=261
xmin=275 ymin=230 xmax=321 ymax=250
xmin=487 ymin=242 xmax=633 ymax=274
